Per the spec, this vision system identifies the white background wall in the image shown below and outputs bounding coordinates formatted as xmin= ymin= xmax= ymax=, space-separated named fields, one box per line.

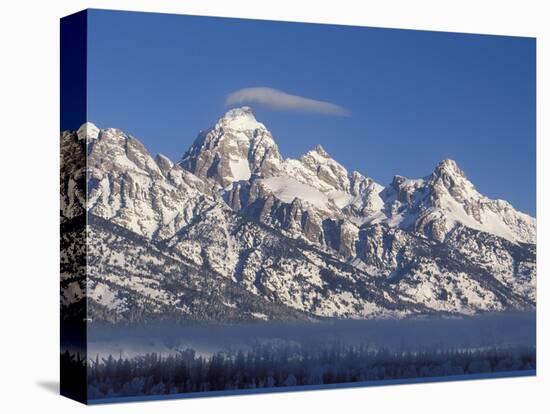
xmin=0 ymin=0 xmax=547 ymax=412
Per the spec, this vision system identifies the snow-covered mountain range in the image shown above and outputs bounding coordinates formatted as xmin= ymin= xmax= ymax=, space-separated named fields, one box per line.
xmin=60 ymin=107 xmax=536 ymax=323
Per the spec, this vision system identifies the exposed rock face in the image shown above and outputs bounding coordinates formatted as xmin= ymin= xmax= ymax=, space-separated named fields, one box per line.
xmin=60 ymin=129 xmax=86 ymax=223
xmin=376 ymin=159 xmax=536 ymax=245
xmin=86 ymin=126 xmax=218 ymax=240
xmin=60 ymin=107 xmax=536 ymax=323
xmin=179 ymin=107 xmax=283 ymax=188
xmin=287 ymin=145 xmax=351 ymax=192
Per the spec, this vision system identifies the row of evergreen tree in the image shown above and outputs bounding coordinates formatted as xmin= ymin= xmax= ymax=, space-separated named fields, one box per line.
xmin=84 ymin=343 xmax=535 ymax=399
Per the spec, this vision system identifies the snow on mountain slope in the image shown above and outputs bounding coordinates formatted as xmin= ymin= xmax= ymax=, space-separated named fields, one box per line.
xmin=229 ymin=157 xmax=252 ymax=181
xmin=174 ymin=108 xmax=535 ymax=317
xmin=345 ymin=171 xmax=385 ymax=221
xmin=179 ymin=108 xmax=382 ymax=214
xmin=259 ymin=176 xmax=333 ymax=211
xmin=275 ymin=145 xmax=380 ymax=214
xmin=374 ymin=159 xmax=536 ymax=244
xmin=84 ymin=123 xmax=222 ymax=240
xmin=77 ymin=121 xmax=100 ymax=141
xmin=179 ymin=107 xmax=283 ymax=187
xmin=282 ymin=145 xmax=351 ymax=193
xmin=85 ymin=216 xmax=312 ymax=323
xmin=60 ymin=130 xmax=86 ymax=222
xmin=60 ymin=109 xmax=536 ymax=323
xmin=182 ymin=108 xmax=535 ymax=248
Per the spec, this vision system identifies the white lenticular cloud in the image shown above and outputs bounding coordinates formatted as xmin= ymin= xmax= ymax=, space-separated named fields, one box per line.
xmin=225 ymin=87 xmax=349 ymax=116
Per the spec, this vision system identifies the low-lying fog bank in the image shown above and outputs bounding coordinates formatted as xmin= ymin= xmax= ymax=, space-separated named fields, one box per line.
xmin=87 ymin=312 xmax=536 ymax=359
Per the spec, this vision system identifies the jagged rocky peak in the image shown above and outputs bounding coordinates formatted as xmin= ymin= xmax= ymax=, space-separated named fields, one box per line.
xmin=425 ymin=160 xmax=487 ymax=212
xmin=386 ymin=174 xmax=424 ymax=206
xmin=77 ymin=121 xmax=100 ymax=142
xmin=345 ymin=171 xmax=385 ymax=219
xmin=433 ymin=158 xmax=464 ymax=177
xmin=429 ymin=158 xmax=473 ymax=195
xmin=219 ymin=106 xmax=266 ymax=131
xmin=85 ymin=126 xmax=165 ymax=181
xmin=301 ymin=144 xmax=336 ymax=164
xmin=180 ymin=106 xmax=283 ymax=188
xmin=299 ymin=144 xmax=344 ymax=175
xmin=67 ymin=123 xmax=219 ymax=240
xmin=391 ymin=174 xmax=409 ymax=189
xmin=388 ymin=159 xmax=471 ymax=203
xmin=380 ymin=158 xmax=536 ymax=245
xmin=310 ymin=144 xmax=330 ymax=158
xmin=349 ymin=171 xmax=383 ymax=198
xmin=60 ymin=118 xmax=536 ymax=322
xmin=291 ymin=144 xmax=351 ymax=193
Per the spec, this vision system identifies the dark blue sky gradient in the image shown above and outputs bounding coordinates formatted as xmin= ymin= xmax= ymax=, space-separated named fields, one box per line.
xmin=86 ymin=9 xmax=536 ymax=215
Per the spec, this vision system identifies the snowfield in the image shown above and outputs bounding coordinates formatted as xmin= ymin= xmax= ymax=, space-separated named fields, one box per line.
xmin=60 ymin=107 xmax=536 ymax=323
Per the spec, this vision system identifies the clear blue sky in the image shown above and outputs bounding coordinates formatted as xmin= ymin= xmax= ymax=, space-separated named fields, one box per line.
xmin=84 ymin=9 xmax=536 ymax=216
